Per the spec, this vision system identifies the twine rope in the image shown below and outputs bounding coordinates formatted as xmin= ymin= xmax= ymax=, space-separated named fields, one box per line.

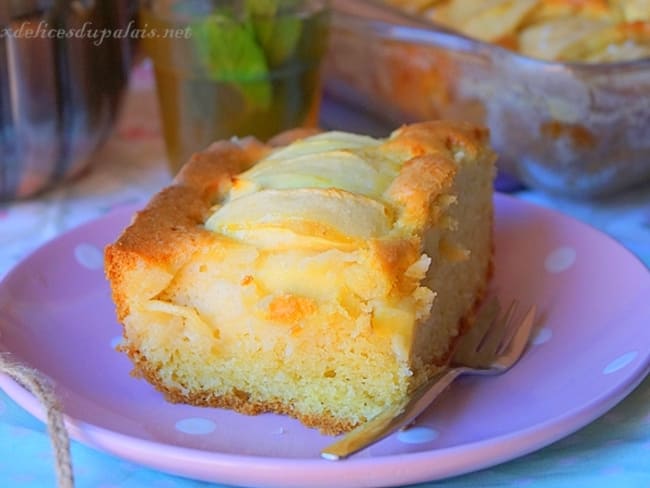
xmin=0 ymin=353 xmax=74 ymax=488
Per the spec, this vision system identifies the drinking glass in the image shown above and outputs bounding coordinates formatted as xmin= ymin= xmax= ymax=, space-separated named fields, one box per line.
xmin=139 ymin=0 xmax=330 ymax=173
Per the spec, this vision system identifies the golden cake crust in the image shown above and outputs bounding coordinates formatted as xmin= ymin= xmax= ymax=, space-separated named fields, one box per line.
xmin=106 ymin=122 xmax=490 ymax=318
xmin=104 ymin=121 xmax=495 ymax=435
xmin=105 ymin=142 xmax=249 ymax=321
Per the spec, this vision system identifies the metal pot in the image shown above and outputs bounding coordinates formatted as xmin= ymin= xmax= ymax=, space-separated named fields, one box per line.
xmin=0 ymin=0 xmax=135 ymax=201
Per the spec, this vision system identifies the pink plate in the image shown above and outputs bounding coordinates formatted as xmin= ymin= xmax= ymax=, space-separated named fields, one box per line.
xmin=0 ymin=194 xmax=649 ymax=488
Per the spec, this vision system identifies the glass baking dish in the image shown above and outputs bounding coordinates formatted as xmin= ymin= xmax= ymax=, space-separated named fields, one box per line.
xmin=323 ymin=0 xmax=650 ymax=198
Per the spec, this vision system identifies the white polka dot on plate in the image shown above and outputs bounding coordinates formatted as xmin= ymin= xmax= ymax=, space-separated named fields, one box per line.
xmin=175 ymin=417 xmax=216 ymax=435
xmin=544 ymin=246 xmax=577 ymax=273
xmin=531 ymin=327 xmax=552 ymax=346
xmin=74 ymin=243 xmax=104 ymax=270
xmin=603 ymin=351 xmax=638 ymax=375
xmin=397 ymin=426 xmax=438 ymax=444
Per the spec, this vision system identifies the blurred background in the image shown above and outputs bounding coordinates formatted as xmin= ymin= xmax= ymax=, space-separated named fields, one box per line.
xmin=1 ymin=0 xmax=649 ymax=201
xmin=0 ymin=0 xmax=135 ymax=201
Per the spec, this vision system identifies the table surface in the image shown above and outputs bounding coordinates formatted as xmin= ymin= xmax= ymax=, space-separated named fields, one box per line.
xmin=1 ymin=62 xmax=649 ymax=488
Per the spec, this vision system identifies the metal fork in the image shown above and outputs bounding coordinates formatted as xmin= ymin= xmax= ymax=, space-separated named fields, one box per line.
xmin=321 ymin=298 xmax=537 ymax=460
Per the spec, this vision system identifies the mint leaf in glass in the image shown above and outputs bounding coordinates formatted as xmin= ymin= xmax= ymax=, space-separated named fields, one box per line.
xmin=246 ymin=0 xmax=303 ymax=67
xmin=191 ymin=13 xmax=272 ymax=111
xmin=254 ymin=15 xmax=302 ymax=67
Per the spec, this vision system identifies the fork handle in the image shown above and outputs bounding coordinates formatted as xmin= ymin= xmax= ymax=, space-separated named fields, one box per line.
xmin=321 ymin=367 xmax=465 ymax=460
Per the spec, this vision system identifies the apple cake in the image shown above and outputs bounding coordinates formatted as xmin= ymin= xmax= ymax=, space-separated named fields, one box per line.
xmin=104 ymin=121 xmax=496 ymax=434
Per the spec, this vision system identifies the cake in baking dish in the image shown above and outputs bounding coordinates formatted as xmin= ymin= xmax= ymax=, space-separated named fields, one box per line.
xmin=104 ymin=121 xmax=496 ymax=434
xmin=385 ymin=0 xmax=650 ymax=62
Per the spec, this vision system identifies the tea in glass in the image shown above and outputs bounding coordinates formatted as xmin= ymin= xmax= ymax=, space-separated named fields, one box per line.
xmin=139 ymin=0 xmax=330 ymax=172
